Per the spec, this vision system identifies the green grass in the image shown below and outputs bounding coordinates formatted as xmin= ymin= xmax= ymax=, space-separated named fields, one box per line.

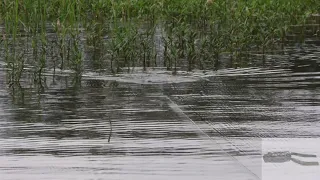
xmin=0 ymin=0 xmax=319 ymax=82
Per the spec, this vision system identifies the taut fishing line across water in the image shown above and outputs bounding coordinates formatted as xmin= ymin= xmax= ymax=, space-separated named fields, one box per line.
xmin=163 ymin=90 xmax=261 ymax=180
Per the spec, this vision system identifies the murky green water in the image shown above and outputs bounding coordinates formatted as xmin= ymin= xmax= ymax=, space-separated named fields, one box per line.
xmin=0 ymin=45 xmax=319 ymax=179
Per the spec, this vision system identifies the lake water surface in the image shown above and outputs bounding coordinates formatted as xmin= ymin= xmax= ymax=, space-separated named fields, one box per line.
xmin=0 ymin=45 xmax=319 ymax=180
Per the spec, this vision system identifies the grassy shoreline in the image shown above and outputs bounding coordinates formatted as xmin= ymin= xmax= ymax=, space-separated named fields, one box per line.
xmin=0 ymin=0 xmax=319 ymax=83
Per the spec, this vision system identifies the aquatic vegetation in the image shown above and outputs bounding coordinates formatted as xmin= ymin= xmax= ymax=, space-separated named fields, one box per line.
xmin=0 ymin=0 xmax=319 ymax=82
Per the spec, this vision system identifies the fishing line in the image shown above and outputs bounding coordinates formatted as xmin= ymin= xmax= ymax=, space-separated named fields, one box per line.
xmin=164 ymin=85 xmax=261 ymax=179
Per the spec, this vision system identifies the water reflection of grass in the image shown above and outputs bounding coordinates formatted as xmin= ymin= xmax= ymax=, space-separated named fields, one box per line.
xmin=0 ymin=0 xmax=319 ymax=83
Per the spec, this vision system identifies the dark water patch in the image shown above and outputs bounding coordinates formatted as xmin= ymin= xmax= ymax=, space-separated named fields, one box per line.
xmin=165 ymin=68 xmax=320 ymax=139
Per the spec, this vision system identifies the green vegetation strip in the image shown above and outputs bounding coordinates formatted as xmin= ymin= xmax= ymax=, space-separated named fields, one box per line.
xmin=0 ymin=0 xmax=319 ymax=83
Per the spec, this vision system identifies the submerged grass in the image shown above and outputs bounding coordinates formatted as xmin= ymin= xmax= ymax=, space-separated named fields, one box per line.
xmin=0 ymin=0 xmax=319 ymax=83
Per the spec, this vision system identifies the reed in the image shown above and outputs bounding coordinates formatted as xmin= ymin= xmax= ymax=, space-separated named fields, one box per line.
xmin=0 ymin=0 xmax=319 ymax=81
